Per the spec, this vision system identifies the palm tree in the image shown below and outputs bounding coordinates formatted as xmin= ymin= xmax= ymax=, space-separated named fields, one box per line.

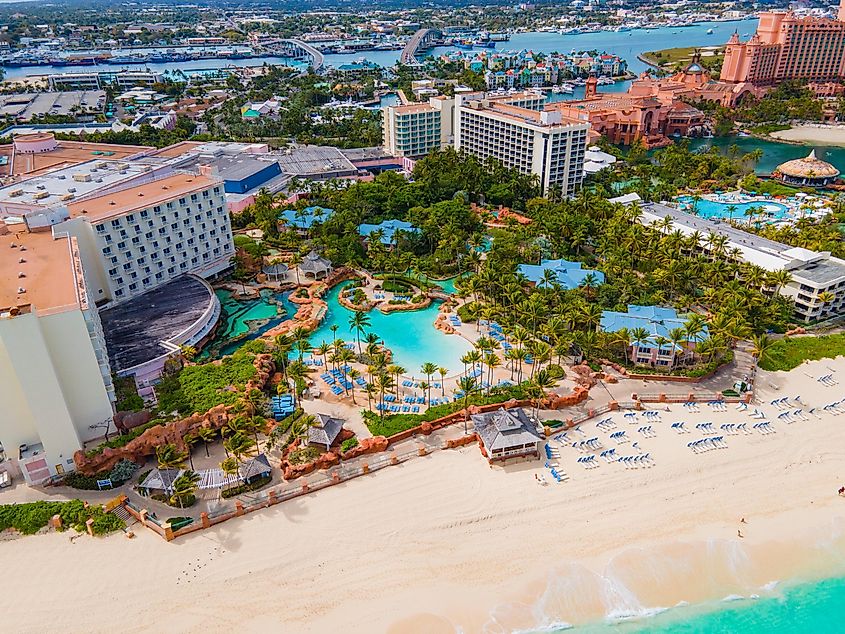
xmin=629 ymin=327 xmax=650 ymax=364
xmin=182 ymin=432 xmax=199 ymax=470
xmin=317 ymin=341 xmax=331 ymax=368
xmin=347 ymin=368 xmax=361 ymax=404
xmin=750 ymin=333 xmax=773 ymax=366
xmin=456 ymin=376 xmax=479 ymax=434
xmin=438 ymin=367 xmax=448 ymax=396
xmin=220 ymin=457 xmax=240 ymax=493
xmin=169 ymin=470 xmax=200 ymax=509
xmin=818 ymin=291 xmax=836 ymax=315
xmin=364 ymin=382 xmax=377 ymax=411
xmin=156 ymin=443 xmax=188 ymax=470
xmin=375 ymin=373 xmax=394 ymax=418
xmin=485 ymin=352 xmax=501 ymax=394
xmin=348 ymin=310 xmax=371 ymax=356
xmin=421 ymin=362 xmax=437 ymax=402
xmin=289 ymin=251 xmax=302 ymax=286
xmin=668 ymin=327 xmax=687 ymax=369
xmin=531 ymin=369 xmax=557 ymax=419
xmin=197 ymin=427 xmax=217 ymax=458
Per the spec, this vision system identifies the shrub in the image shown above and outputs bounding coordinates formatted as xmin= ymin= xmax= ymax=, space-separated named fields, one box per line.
xmin=341 ymin=437 xmax=359 ymax=453
xmin=457 ymin=302 xmax=479 ymax=323
xmin=85 ymin=420 xmax=165 ymax=457
xmin=0 ymin=500 xmax=124 ymax=536
xmin=221 ymin=474 xmax=272 ymax=498
xmin=287 ymin=446 xmax=320 ymax=465
xmin=108 ymin=459 xmax=139 ymax=484
xmin=151 ymin=493 xmax=197 ymax=508
xmin=382 ymin=280 xmax=410 ymax=293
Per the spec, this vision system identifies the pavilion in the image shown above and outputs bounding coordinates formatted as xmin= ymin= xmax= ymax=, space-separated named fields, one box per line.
xmin=299 ymin=250 xmax=333 ymax=280
xmin=262 ymin=262 xmax=289 ymax=282
xmin=471 ymin=407 xmax=544 ymax=462
xmin=307 ymin=414 xmax=345 ymax=450
xmin=774 ymin=151 xmax=840 ymax=188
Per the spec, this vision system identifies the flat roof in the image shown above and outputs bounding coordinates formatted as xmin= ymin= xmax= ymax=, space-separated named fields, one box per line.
xmin=67 ymin=172 xmax=220 ymax=222
xmin=99 ymin=275 xmax=215 ymax=371
xmin=0 ymin=229 xmax=79 ymax=314
xmin=0 ymin=159 xmax=155 ymax=208
xmin=11 ymin=139 xmax=153 ymax=176
xmin=276 ymin=146 xmax=357 ymax=177
xmin=174 ymin=153 xmax=280 ymax=182
xmin=392 ymin=102 xmax=437 ymax=114
xmin=0 ymin=91 xmax=105 ymax=121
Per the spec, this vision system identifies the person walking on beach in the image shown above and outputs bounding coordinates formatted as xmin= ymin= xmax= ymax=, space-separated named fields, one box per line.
xmin=838 ymin=486 xmax=845 ymax=496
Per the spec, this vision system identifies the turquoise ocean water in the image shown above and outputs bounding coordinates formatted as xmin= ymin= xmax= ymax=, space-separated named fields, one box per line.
xmin=550 ymin=575 xmax=845 ymax=633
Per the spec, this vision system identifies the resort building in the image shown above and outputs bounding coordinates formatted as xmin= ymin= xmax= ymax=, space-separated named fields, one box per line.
xmin=382 ymin=98 xmax=452 ymax=158
xmin=307 ymin=414 xmax=345 ymax=451
xmin=600 ymin=305 xmax=708 ymax=369
xmin=472 ymin=407 xmax=544 ymax=462
xmin=613 ymin=194 xmax=845 ymax=323
xmin=0 ymin=229 xmax=114 ymax=485
xmin=278 ymin=206 xmax=335 ymax=231
xmin=583 ymin=146 xmax=617 ymax=176
xmin=517 ymin=258 xmax=605 ymax=290
xmin=299 ymin=250 xmax=333 ymax=280
xmin=721 ymin=2 xmax=845 ymax=85
xmin=773 ymin=151 xmax=840 ymax=188
xmin=358 ymin=219 xmax=418 ymax=245
xmin=554 ymin=72 xmax=709 ymax=148
xmin=453 ymin=92 xmax=590 ymax=195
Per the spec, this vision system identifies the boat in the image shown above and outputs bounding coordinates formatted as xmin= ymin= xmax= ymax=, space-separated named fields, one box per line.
xmin=551 ymin=85 xmax=562 ymax=94
xmin=559 ymin=83 xmax=575 ymax=94
xmin=478 ymin=41 xmax=495 ymax=48
xmin=706 ymin=28 xmax=714 ymax=34
xmin=455 ymin=40 xmax=474 ymax=50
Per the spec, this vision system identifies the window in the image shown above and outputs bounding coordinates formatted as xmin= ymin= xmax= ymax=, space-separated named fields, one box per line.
xmin=95 ymin=223 xmax=105 ymax=233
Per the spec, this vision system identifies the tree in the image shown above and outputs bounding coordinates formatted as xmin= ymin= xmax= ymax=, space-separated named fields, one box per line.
xmin=197 ymin=427 xmax=217 ymax=458
xmin=750 ymin=333 xmax=773 ymax=365
xmin=421 ymin=362 xmax=437 ymax=403
xmin=349 ymin=310 xmax=371 ymax=356
xmin=170 ymin=470 xmax=200 ymax=509
xmin=156 ymin=443 xmax=188 ymax=470
xmin=456 ymin=375 xmax=480 ymax=435
xmin=347 ymin=368 xmax=361 ymax=404
xmin=531 ymin=369 xmax=557 ymax=419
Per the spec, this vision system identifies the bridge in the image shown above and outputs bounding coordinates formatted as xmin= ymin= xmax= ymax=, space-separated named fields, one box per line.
xmin=258 ymin=38 xmax=325 ymax=73
xmin=400 ymin=28 xmax=441 ymax=66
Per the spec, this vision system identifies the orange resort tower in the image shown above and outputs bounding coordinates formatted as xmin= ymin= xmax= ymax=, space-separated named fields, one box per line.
xmin=721 ymin=1 xmax=845 ymax=84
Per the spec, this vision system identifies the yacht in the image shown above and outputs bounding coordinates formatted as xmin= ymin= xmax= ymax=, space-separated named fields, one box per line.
xmin=706 ymin=28 xmax=714 ymax=34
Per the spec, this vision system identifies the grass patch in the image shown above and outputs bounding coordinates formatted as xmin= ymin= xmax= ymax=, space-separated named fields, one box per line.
xmin=340 ymin=437 xmax=359 ymax=452
xmin=0 ymin=500 xmax=124 ymax=536
xmin=287 ymin=446 xmax=321 ymax=465
xmin=363 ymin=383 xmax=534 ymax=437
xmin=759 ymin=334 xmax=845 ymax=371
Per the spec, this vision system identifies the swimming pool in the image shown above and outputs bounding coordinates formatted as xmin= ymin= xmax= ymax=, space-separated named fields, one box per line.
xmin=308 ymin=284 xmax=473 ymax=373
xmin=676 ymin=196 xmax=790 ymax=221
xmin=200 ymin=290 xmax=291 ymax=358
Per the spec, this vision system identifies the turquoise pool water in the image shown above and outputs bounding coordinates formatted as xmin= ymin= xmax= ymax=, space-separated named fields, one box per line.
xmin=200 ymin=290 xmax=291 ymax=358
xmin=566 ymin=574 xmax=845 ymax=634
xmin=676 ymin=195 xmax=790 ymax=221
xmin=308 ymin=284 xmax=472 ymax=373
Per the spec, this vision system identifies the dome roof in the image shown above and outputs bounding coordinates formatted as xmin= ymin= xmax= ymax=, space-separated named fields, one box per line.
xmin=777 ymin=150 xmax=839 ymax=178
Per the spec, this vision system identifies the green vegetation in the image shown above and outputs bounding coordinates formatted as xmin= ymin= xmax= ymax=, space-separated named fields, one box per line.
xmin=221 ymin=474 xmax=273 ymax=498
xmin=155 ymin=345 xmax=261 ymax=415
xmin=85 ymin=420 xmax=164 ymax=457
xmin=642 ymin=46 xmax=724 ymax=73
xmin=758 ymin=334 xmax=845 ymax=372
xmin=287 ymin=446 xmax=321 ymax=465
xmin=63 ymin=459 xmax=138 ymax=490
xmin=340 ymin=437 xmax=359 ymax=453
xmin=114 ymin=376 xmax=144 ymax=412
xmin=748 ymin=123 xmax=791 ymax=136
xmin=55 ymin=117 xmax=200 ymax=148
xmin=0 ymin=500 xmax=124 ymax=536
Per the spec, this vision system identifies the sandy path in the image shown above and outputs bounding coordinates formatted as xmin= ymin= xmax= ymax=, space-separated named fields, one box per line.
xmin=3 ymin=358 xmax=845 ymax=633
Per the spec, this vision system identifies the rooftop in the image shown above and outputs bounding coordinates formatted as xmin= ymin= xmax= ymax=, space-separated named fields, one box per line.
xmin=67 ymin=172 xmax=220 ymax=222
xmin=600 ymin=304 xmax=708 ymax=349
xmin=98 ymin=275 xmax=216 ymax=372
xmin=471 ymin=407 xmax=543 ymax=452
xmin=0 ymin=228 xmax=79 ymax=315
xmin=307 ymin=413 xmax=344 ymax=447
xmin=358 ymin=219 xmax=418 ymax=244
xmin=517 ymin=258 xmax=605 ymax=289
xmin=275 ymin=146 xmax=358 ymax=178
xmin=278 ymin=205 xmax=334 ymax=230
xmin=0 ymin=159 xmax=156 ymax=210
xmin=10 ymin=139 xmax=152 ymax=177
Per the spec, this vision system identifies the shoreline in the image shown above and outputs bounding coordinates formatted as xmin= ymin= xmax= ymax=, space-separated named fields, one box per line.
xmin=3 ymin=357 xmax=845 ymax=632
xmin=769 ymin=124 xmax=845 ymax=146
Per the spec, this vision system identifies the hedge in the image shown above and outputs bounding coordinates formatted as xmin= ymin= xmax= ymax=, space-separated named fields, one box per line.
xmin=0 ymin=500 xmax=124 ymax=536
xmin=221 ymin=474 xmax=273 ymax=499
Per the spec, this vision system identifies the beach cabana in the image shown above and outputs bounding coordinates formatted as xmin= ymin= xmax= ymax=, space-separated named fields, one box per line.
xmin=307 ymin=414 xmax=345 ymax=451
xmin=471 ymin=407 xmax=543 ymax=462
xmin=299 ymin=250 xmax=333 ymax=280
xmin=774 ymin=151 xmax=839 ymax=188
xmin=138 ymin=468 xmax=183 ymax=496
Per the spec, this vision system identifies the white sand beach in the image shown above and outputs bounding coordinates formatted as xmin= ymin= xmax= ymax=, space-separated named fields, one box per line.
xmin=4 ymin=358 xmax=845 ymax=633
xmin=770 ymin=124 xmax=845 ymax=146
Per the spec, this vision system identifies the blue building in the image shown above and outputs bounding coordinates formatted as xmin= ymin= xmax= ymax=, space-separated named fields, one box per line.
xmin=358 ymin=219 xmax=419 ymax=245
xmin=517 ymin=258 xmax=605 ymax=290
xmin=278 ymin=206 xmax=335 ymax=230
xmin=600 ymin=305 xmax=708 ymax=368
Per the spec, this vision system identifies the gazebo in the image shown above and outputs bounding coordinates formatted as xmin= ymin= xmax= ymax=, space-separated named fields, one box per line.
xmin=775 ymin=150 xmax=840 ymax=187
xmin=299 ymin=250 xmax=333 ymax=280
xmin=262 ymin=262 xmax=289 ymax=282
xmin=307 ymin=413 xmax=345 ymax=450
xmin=138 ymin=468 xmax=183 ymax=496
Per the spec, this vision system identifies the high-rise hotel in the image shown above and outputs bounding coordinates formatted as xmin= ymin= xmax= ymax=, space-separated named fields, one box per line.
xmin=721 ymin=2 xmax=845 ymax=84
xmin=382 ymin=91 xmax=590 ymax=195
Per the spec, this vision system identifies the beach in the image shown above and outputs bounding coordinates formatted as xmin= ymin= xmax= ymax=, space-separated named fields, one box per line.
xmin=769 ymin=124 xmax=845 ymax=146
xmin=3 ymin=357 xmax=845 ymax=633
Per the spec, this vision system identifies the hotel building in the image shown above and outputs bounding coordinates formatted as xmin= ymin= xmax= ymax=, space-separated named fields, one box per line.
xmin=382 ymin=97 xmax=453 ymax=158
xmin=0 ymin=148 xmax=233 ymax=484
xmin=721 ymin=2 xmax=845 ymax=85
xmin=612 ymin=194 xmax=845 ymax=323
xmin=454 ymin=93 xmax=589 ymax=195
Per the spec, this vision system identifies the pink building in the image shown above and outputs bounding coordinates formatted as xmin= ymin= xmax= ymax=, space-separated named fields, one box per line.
xmin=721 ymin=2 xmax=845 ymax=85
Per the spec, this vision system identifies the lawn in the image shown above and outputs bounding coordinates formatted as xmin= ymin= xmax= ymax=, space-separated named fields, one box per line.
xmin=759 ymin=334 xmax=845 ymax=372
xmin=641 ymin=46 xmax=725 ymax=72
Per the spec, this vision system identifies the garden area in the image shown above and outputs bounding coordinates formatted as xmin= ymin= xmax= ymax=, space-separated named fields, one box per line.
xmin=0 ymin=500 xmax=124 ymax=536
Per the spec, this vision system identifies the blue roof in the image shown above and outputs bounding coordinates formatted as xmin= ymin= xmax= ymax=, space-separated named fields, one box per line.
xmin=600 ymin=305 xmax=709 ymax=350
xmin=517 ymin=258 xmax=605 ymax=290
xmin=358 ymin=219 xmax=418 ymax=244
xmin=278 ymin=206 xmax=334 ymax=229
